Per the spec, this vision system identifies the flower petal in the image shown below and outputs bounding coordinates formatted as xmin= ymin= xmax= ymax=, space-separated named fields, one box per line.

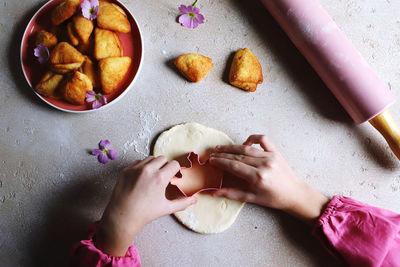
xmin=178 ymin=5 xmax=189 ymax=14
xmin=107 ymin=150 xmax=117 ymax=160
xmin=99 ymin=140 xmax=110 ymax=149
xmin=92 ymin=100 xmax=102 ymax=109
xmin=92 ymin=0 xmax=99 ymax=7
xmin=193 ymin=7 xmax=200 ymax=14
xmin=81 ymin=0 xmax=91 ymax=10
xmin=186 ymin=5 xmax=195 ymax=13
xmin=179 ymin=14 xmax=194 ymax=28
xmin=100 ymin=95 xmax=107 ymax=105
xmin=98 ymin=153 xmax=109 ymax=164
xmin=92 ymin=149 xmax=102 ymax=156
xmin=195 ymin=13 xmax=205 ymax=24
xmin=85 ymin=91 xmax=96 ymax=103
xmin=191 ymin=19 xmax=199 ymax=29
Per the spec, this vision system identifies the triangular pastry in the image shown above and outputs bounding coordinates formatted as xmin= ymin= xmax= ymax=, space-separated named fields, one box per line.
xmin=71 ymin=14 xmax=94 ymax=44
xmin=61 ymin=71 xmax=93 ymax=105
xmin=36 ymin=30 xmax=58 ymax=49
xmin=81 ymin=56 xmax=99 ymax=88
xmin=229 ymin=48 xmax=263 ymax=92
xmin=51 ymin=0 xmax=80 ymax=26
xmin=35 ymin=71 xmax=64 ymax=97
xmin=50 ymin=42 xmax=85 ymax=74
xmin=97 ymin=1 xmax=131 ymax=33
xmin=174 ymin=53 xmax=213 ymax=82
xmin=99 ymin=56 xmax=131 ymax=94
xmin=94 ymin=28 xmax=123 ymax=60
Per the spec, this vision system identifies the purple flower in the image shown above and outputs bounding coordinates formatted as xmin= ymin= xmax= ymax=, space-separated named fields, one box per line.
xmin=81 ymin=0 xmax=99 ymax=21
xmin=85 ymin=90 xmax=107 ymax=109
xmin=92 ymin=140 xmax=117 ymax=164
xmin=34 ymin=45 xmax=50 ymax=64
xmin=178 ymin=1 xmax=204 ymax=29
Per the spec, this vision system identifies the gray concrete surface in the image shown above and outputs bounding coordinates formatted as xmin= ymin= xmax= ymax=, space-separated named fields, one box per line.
xmin=1 ymin=0 xmax=400 ymax=266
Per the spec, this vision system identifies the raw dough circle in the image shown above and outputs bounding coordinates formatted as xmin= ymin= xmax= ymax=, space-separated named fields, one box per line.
xmin=154 ymin=122 xmax=245 ymax=234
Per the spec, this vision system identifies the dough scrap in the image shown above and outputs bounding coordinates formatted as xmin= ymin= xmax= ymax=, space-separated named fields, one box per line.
xmin=154 ymin=122 xmax=245 ymax=234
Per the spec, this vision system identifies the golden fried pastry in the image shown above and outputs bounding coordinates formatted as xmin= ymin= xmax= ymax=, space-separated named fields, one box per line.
xmin=71 ymin=14 xmax=94 ymax=44
xmin=50 ymin=42 xmax=85 ymax=74
xmin=35 ymin=71 xmax=64 ymax=97
xmin=97 ymin=1 xmax=131 ymax=33
xmin=229 ymin=48 xmax=263 ymax=92
xmin=94 ymin=28 xmax=123 ymax=60
xmin=50 ymin=0 xmax=80 ymax=26
xmin=174 ymin=53 xmax=213 ymax=82
xmin=77 ymin=35 xmax=94 ymax=56
xmin=81 ymin=56 xmax=99 ymax=88
xmin=66 ymin=22 xmax=80 ymax=46
xmin=61 ymin=71 xmax=93 ymax=105
xmin=99 ymin=57 xmax=131 ymax=94
xmin=35 ymin=30 xmax=58 ymax=49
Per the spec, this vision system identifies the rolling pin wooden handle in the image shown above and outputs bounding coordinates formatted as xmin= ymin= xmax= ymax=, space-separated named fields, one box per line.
xmin=369 ymin=110 xmax=400 ymax=160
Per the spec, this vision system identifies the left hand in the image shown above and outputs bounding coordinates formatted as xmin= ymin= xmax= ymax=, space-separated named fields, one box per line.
xmin=95 ymin=156 xmax=197 ymax=256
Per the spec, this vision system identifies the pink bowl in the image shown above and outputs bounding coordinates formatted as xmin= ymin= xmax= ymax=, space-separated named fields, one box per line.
xmin=20 ymin=0 xmax=143 ymax=113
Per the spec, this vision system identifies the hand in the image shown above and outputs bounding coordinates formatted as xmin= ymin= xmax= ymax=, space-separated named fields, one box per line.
xmin=95 ymin=156 xmax=197 ymax=256
xmin=209 ymin=135 xmax=329 ymax=224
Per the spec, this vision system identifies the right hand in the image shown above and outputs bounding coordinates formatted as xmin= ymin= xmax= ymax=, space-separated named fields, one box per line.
xmin=209 ymin=135 xmax=329 ymax=224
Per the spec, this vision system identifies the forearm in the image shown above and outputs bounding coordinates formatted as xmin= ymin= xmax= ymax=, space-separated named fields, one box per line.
xmin=283 ymin=182 xmax=330 ymax=224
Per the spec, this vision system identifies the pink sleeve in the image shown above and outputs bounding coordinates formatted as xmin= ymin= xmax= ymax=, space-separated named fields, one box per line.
xmin=313 ymin=196 xmax=400 ymax=267
xmin=69 ymin=222 xmax=141 ymax=267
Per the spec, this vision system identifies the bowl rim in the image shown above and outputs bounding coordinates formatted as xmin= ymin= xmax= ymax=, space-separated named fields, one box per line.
xmin=19 ymin=0 xmax=144 ymax=113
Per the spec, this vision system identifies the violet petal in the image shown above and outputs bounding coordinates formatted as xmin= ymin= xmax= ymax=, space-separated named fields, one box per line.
xmin=107 ymin=150 xmax=117 ymax=160
xmin=92 ymin=149 xmax=102 ymax=156
xmin=179 ymin=14 xmax=193 ymax=28
xmin=98 ymin=153 xmax=109 ymax=164
xmin=195 ymin=13 xmax=205 ymax=24
xmin=99 ymin=140 xmax=110 ymax=149
xmin=92 ymin=100 xmax=102 ymax=109
xmin=100 ymin=95 xmax=107 ymax=105
xmin=178 ymin=5 xmax=189 ymax=14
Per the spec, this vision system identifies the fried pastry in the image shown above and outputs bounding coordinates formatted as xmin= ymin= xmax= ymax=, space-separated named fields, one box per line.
xmin=174 ymin=54 xmax=213 ymax=82
xmin=35 ymin=30 xmax=58 ymax=49
xmin=81 ymin=56 xmax=99 ymax=88
xmin=94 ymin=28 xmax=123 ymax=60
xmin=99 ymin=56 xmax=131 ymax=94
xmin=35 ymin=71 xmax=64 ymax=97
xmin=61 ymin=71 xmax=93 ymax=105
xmin=97 ymin=1 xmax=131 ymax=33
xmin=66 ymin=21 xmax=80 ymax=46
xmin=229 ymin=48 xmax=263 ymax=92
xmin=77 ymin=35 xmax=94 ymax=56
xmin=50 ymin=42 xmax=85 ymax=74
xmin=71 ymin=14 xmax=94 ymax=44
xmin=50 ymin=0 xmax=80 ymax=26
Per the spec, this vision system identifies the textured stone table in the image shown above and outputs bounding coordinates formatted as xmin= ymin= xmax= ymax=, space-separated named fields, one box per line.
xmin=1 ymin=0 xmax=400 ymax=266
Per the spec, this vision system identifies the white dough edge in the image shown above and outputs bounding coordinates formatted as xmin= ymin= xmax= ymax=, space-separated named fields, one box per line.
xmin=153 ymin=122 xmax=245 ymax=234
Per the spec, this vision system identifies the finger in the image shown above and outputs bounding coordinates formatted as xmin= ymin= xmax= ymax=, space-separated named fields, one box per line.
xmin=169 ymin=196 xmax=197 ymax=213
xmin=211 ymin=153 xmax=265 ymax=168
xmin=209 ymin=157 xmax=258 ymax=184
xmin=213 ymin=188 xmax=254 ymax=203
xmin=243 ymin=135 xmax=276 ymax=152
xmin=159 ymin=160 xmax=181 ymax=183
xmin=215 ymin=144 xmax=266 ymax=157
xmin=127 ymin=156 xmax=154 ymax=169
xmin=148 ymin=155 xmax=169 ymax=169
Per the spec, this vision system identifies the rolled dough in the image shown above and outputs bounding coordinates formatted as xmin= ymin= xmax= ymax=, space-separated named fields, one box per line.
xmin=153 ymin=122 xmax=245 ymax=234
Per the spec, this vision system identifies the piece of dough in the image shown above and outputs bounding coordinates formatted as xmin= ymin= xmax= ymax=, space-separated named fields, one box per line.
xmin=153 ymin=122 xmax=245 ymax=234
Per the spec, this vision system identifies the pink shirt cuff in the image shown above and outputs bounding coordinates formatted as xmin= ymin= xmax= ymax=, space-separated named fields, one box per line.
xmin=70 ymin=221 xmax=141 ymax=267
xmin=313 ymin=195 xmax=400 ymax=267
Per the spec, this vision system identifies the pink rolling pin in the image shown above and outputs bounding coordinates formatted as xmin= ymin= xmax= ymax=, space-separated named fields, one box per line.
xmin=261 ymin=0 xmax=400 ymax=160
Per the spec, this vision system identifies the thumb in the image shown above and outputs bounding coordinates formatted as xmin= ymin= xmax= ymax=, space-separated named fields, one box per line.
xmin=169 ymin=196 xmax=197 ymax=213
xmin=213 ymin=188 xmax=252 ymax=203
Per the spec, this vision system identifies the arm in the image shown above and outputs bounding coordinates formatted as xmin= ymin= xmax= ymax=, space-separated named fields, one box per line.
xmin=210 ymin=135 xmax=400 ymax=266
xmin=70 ymin=156 xmax=197 ymax=266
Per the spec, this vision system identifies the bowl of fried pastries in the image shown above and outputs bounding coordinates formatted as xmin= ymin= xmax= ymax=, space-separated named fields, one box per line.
xmin=20 ymin=0 xmax=143 ymax=112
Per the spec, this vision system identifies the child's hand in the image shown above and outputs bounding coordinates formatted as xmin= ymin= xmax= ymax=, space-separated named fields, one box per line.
xmin=95 ymin=156 xmax=197 ymax=256
xmin=210 ymin=135 xmax=329 ymax=224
